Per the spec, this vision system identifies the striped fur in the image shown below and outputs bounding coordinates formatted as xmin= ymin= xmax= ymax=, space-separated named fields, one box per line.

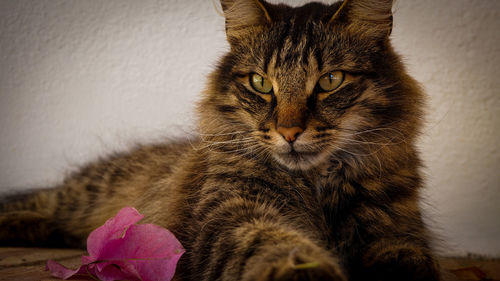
xmin=1 ymin=1 xmax=440 ymax=280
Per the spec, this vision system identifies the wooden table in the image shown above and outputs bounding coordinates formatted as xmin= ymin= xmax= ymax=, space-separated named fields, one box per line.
xmin=0 ymin=248 xmax=88 ymax=281
xmin=0 ymin=247 xmax=499 ymax=281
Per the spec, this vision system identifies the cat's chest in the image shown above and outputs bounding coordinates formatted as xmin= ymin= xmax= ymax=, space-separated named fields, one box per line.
xmin=309 ymin=161 xmax=345 ymax=197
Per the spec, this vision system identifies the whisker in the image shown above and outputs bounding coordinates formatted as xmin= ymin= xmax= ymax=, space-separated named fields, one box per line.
xmin=198 ymin=130 xmax=251 ymax=137
xmin=195 ymin=139 xmax=256 ymax=151
xmin=212 ymin=143 xmax=262 ymax=155
xmin=332 ymin=136 xmax=401 ymax=146
xmin=200 ymin=137 xmax=255 ymax=145
xmin=328 ymin=141 xmax=384 ymax=157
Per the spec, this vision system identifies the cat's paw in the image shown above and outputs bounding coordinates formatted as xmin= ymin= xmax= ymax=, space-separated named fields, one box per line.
xmin=244 ymin=249 xmax=346 ymax=281
xmin=360 ymin=247 xmax=440 ymax=281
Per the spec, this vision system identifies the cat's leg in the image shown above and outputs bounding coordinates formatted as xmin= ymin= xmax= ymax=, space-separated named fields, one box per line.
xmin=358 ymin=238 xmax=440 ymax=281
xmin=237 ymin=223 xmax=345 ymax=281
xmin=0 ymin=160 xmax=142 ymax=247
xmin=344 ymin=200 xmax=441 ymax=281
xmin=0 ymin=144 xmax=186 ymax=247
xmin=189 ymin=197 xmax=346 ymax=281
xmin=0 ymin=189 xmax=83 ymax=247
xmin=0 ymin=186 xmax=112 ymax=247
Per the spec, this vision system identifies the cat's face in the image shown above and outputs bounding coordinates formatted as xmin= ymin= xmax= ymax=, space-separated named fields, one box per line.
xmin=201 ymin=0 xmax=421 ymax=171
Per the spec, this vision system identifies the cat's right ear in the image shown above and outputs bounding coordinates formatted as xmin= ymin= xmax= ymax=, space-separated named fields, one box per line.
xmin=220 ymin=0 xmax=271 ymax=44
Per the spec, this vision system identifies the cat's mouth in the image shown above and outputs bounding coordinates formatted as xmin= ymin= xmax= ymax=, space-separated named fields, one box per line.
xmin=274 ymin=149 xmax=326 ymax=170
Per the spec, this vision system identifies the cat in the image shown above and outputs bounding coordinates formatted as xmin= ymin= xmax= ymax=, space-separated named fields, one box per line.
xmin=0 ymin=0 xmax=441 ymax=280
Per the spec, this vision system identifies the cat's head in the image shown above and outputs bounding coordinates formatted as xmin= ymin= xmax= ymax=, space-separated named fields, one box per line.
xmin=199 ymin=0 xmax=423 ymax=172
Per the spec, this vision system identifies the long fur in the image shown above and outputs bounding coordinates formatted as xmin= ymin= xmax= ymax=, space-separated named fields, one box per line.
xmin=0 ymin=1 xmax=440 ymax=280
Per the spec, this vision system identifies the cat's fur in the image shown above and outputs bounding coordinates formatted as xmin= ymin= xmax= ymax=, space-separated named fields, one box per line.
xmin=0 ymin=0 xmax=440 ymax=280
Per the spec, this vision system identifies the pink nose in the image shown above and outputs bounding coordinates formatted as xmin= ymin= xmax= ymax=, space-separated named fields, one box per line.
xmin=277 ymin=126 xmax=303 ymax=142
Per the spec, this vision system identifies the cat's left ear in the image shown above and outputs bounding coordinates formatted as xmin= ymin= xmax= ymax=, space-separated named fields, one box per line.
xmin=330 ymin=0 xmax=393 ymax=39
xmin=220 ymin=0 xmax=271 ymax=43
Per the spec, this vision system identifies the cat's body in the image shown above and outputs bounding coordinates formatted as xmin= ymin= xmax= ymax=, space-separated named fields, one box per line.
xmin=0 ymin=0 xmax=440 ymax=280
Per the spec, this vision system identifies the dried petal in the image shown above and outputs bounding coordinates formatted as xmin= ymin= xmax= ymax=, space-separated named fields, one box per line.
xmin=46 ymin=260 xmax=87 ymax=280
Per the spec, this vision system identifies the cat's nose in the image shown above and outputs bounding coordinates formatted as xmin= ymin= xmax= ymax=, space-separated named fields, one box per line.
xmin=277 ymin=126 xmax=303 ymax=143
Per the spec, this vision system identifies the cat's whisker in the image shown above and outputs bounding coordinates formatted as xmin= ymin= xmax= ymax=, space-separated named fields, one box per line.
xmin=339 ymin=127 xmax=407 ymax=142
xmin=238 ymin=148 xmax=263 ymax=160
xmin=235 ymin=144 xmax=266 ymax=158
xmin=209 ymin=143 xmax=262 ymax=155
xmin=200 ymin=143 xmax=258 ymax=153
xmin=200 ymin=137 xmax=255 ymax=145
xmin=198 ymin=130 xmax=251 ymax=137
xmin=328 ymin=141 xmax=382 ymax=158
xmin=196 ymin=138 xmax=256 ymax=150
xmin=321 ymin=126 xmax=408 ymax=148
xmin=331 ymin=135 xmax=400 ymax=146
xmin=336 ymin=125 xmax=404 ymax=135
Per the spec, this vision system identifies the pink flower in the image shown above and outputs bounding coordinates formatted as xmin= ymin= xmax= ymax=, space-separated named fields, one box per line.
xmin=46 ymin=207 xmax=185 ymax=281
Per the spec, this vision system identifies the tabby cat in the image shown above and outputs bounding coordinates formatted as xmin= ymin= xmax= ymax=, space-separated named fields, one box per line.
xmin=0 ymin=0 xmax=441 ymax=280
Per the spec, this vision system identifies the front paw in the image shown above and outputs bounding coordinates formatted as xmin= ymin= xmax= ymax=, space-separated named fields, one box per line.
xmin=244 ymin=248 xmax=346 ymax=281
xmin=361 ymin=247 xmax=440 ymax=281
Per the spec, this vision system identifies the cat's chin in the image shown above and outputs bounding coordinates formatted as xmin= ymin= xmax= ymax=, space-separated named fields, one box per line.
xmin=273 ymin=150 xmax=329 ymax=171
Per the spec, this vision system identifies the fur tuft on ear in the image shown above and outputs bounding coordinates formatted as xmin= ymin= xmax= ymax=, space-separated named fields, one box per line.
xmin=220 ymin=0 xmax=271 ymax=42
xmin=330 ymin=0 xmax=393 ymax=39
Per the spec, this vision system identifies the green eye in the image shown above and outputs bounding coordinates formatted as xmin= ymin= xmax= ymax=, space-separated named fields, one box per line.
xmin=318 ymin=71 xmax=344 ymax=92
xmin=250 ymin=73 xmax=273 ymax=94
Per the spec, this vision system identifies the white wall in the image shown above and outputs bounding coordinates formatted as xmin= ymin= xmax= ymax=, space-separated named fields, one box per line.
xmin=0 ymin=0 xmax=499 ymax=256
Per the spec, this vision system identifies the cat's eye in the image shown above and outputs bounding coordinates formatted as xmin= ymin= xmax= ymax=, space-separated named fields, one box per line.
xmin=317 ymin=71 xmax=344 ymax=92
xmin=250 ymin=73 xmax=273 ymax=94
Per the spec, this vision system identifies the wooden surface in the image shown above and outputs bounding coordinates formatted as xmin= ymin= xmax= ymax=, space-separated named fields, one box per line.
xmin=0 ymin=247 xmax=499 ymax=281
xmin=0 ymin=248 xmax=89 ymax=281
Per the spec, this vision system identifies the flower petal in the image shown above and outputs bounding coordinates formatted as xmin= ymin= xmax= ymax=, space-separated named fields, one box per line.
xmin=97 ymin=224 xmax=185 ymax=281
xmin=47 ymin=207 xmax=184 ymax=281
xmin=46 ymin=260 xmax=89 ymax=280
xmin=95 ymin=264 xmax=140 ymax=281
xmin=87 ymin=207 xmax=144 ymax=259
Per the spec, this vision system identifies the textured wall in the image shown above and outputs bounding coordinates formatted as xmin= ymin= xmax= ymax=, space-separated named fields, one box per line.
xmin=0 ymin=0 xmax=499 ymax=256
